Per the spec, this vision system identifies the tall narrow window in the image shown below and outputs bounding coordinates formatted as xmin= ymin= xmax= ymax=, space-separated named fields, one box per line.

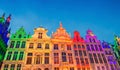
xmin=80 ymin=58 xmax=84 ymax=65
xmin=70 ymin=67 xmax=74 ymax=70
xmin=93 ymin=53 xmax=98 ymax=63
xmin=89 ymin=53 xmax=94 ymax=63
xmin=85 ymin=58 xmax=89 ymax=64
xmin=54 ymin=53 xmax=59 ymax=64
xmin=54 ymin=44 xmax=58 ymax=50
xmin=54 ymin=67 xmax=59 ymax=70
xmin=12 ymin=52 xmax=18 ymax=60
xmin=44 ymin=53 xmax=49 ymax=64
xmin=83 ymin=51 xmax=87 ymax=56
xmin=37 ymin=43 xmax=42 ymax=48
xmin=29 ymin=43 xmax=34 ymax=48
xmin=3 ymin=64 xmax=8 ymax=70
xmin=68 ymin=53 xmax=73 ymax=64
xmin=21 ymin=41 xmax=26 ymax=48
xmin=10 ymin=64 xmax=15 ymax=70
xmin=98 ymin=54 xmax=103 ymax=63
xmin=26 ymin=53 xmax=32 ymax=64
xmin=19 ymin=52 xmax=24 ymax=60
xmin=102 ymin=54 xmax=107 ymax=63
xmin=45 ymin=44 xmax=49 ymax=49
xmin=62 ymin=52 xmax=67 ymax=62
xmin=74 ymin=50 xmax=78 ymax=56
xmin=10 ymin=41 xmax=15 ymax=48
xmin=86 ymin=45 xmax=90 ymax=51
xmin=67 ymin=45 xmax=71 ymax=50
xmin=74 ymin=44 xmax=77 ymax=48
xmin=99 ymin=45 xmax=102 ymax=51
xmin=78 ymin=45 xmax=81 ymax=49
xmin=95 ymin=45 xmax=98 ymax=51
xmin=17 ymin=64 xmax=21 ymax=70
xmin=91 ymin=45 xmax=95 ymax=51
xmin=16 ymin=41 xmax=20 ymax=48
xmin=82 ymin=45 xmax=85 ymax=49
xmin=76 ymin=58 xmax=80 ymax=64
xmin=6 ymin=52 xmax=12 ymax=60
xmin=35 ymin=55 xmax=41 ymax=64
xmin=38 ymin=33 xmax=42 ymax=39
xmin=89 ymin=38 xmax=92 ymax=42
xmin=79 ymin=50 xmax=82 ymax=56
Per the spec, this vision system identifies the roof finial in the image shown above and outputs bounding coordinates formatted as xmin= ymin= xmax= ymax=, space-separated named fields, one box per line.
xmin=2 ymin=13 xmax=5 ymax=18
xmin=59 ymin=21 xmax=62 ymax=27
xmin=7 ymin=14 xmax=11 ymax=22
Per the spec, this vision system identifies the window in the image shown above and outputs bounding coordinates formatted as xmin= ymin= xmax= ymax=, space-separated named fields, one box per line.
xmin=17 ymin=64 xmax=21 ymax=70
xmin=16 ymin=41 xmax=20 ymax=48
xmin=99 ymin=45 xmax=102 ymax=51
xmin=18 ymin=34 xmax=22 ymax=38
xmin=102 ymin=54 xmax=107 ymax=63
xmin=80 ymin=58 xmax=84 ymax=65
xmin=54 ymin=44 xmax=58 ymax=50
xmin=95 ymin=45 xmax=98 ymax=51
xmin=3 ymin=64 xmax=8 ymax=70
xmin=89 ymin=53 xmax=94 ymax=63
xmin=10 ymin=41 xmax=15 ymax=48
xmin=10 ymin=64 xmax=15 ymax=70
xmin=76 ymin=58 xmax=80 ymax=64
xmin=79 ymin=50 xmax=82 ymax=56
xmin=93 ymin=39 xmax=96 ymax=42
xmin=83 ymin=51 xmax=87 ymax=56
xmin=93 ymin=53 xmax=98 ymax=63
xmin=91 ymin=45 xmax=95 ymax=51
xmin=82 ymin=45 xmax=85 ymax=49
xmin=78 ymin=45 xmax=81 ymax=49
xmin=86 ymin=45 xmax=90 ymax=51
xmin=67 ymin=45 xmax=71 ymax=50
xmin=26 ymin=53 xmax=32 ymax=64
xmin=54 ymin=53 xmax=59 ymax=64
xmin=35 ymin=55 xmax=41 ymax=64
xmin=21 ymin=41 xmax=26 ymax=48
xmin=45 ymin=44 xmax=49 ymax=49
xmin=62 ymin=52 xmax=67 ymax=62
xmin=37 ymin=43 xmax=42 ymax=48
xmin=89 ymin=38 xmax=92 ymax=42
xmin=85 ymin=58 xmax=89 ymax=64
xmin=54 ymin=67 xmax=59 ymax=70
xmin=6 ymin=52 xmax=12 ymax=60
xmin=98 ymin=54 xmax=103 ymax=63
xmin=44 ymin=53 xmax=49 ymax=64
xmin=97 ymin=66 xmax=100 ymax=70
xmin=12 ymin=52 xmax=18 ymax=60
xmin=74 ymin=44 xmax=77 ymax=48
xmin=44 ymin=68 xmax=49 ymax=70
xmin=38 ymin=33 xmax=42 ymax=39
xmin=19 ymin=52 xmax=24 ymax=60
xmin=29 ymin=43 xmax=34 ymax=48
xmin=102 ymin=66 xmax=105 ymax=70
xmin=68 ymin=53 xmax=73 ymax=64
xmin=70 ymin=67 xmax=74 ymax=70
xmin=74 ymin=50 xmax=78 ymax=56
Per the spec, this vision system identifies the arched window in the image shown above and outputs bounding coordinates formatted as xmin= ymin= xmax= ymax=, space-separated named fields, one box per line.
xmin=44 ymin=68 xmax=49 ymax=70
xmin=45 ymin=44 xmax=49 ymax=49
xmin=18 ymin=34 xmax=22 ymax=38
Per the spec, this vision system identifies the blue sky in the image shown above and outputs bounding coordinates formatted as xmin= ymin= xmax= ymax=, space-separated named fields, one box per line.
xmin=0 ymin=0 xmax=120 ymax=43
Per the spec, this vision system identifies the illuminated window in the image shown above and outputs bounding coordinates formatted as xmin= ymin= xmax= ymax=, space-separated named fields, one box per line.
xmin=54 ymin=67 xmax=59 ymax=70
xmin=89 ymin=53 xmax=94 ymax=63
xmin=98 ymin=54 xmax=103 ymax=63
xmin=93 ymin=53 xmax=98 ymax=63
xmin=68 ymin=53 xmax=73 ymax=64
xmin=29 ymin=43 xmax=34 ymax=48
xmin=21 ymin=41 xmax=26 ymax=48
xmin=45 ymin=44 xmax=49 ymax=49
xmin=38 ymin=33 xmax=42 ymax=39
xmin=26 ymin=53 xmax=32 ymax=64
xmin=70 ymin=67 xmax=74 ymax=70
xmin=54 ymin=44 xmax=58 ymax=50
xmin=67 ymin=45 xmax=71 ymax=50
xmin=54 ymin=53 xmax=59 ymax=64
xmin=16 ymin=41 xmax=20 ymax=48
xmin=6 ymin=52 xmax=12 ymax=60
xmin=12 ymin=52 xmax=18 ymax=60
xmin=44 ymin=53 xmax=49 ymax=64
xmin=19 ymin=52 xmax=24 ymax=60
xmin=37 ymin=43 xmax=42 ymax=48
xmin=3 ymin=64 xmax=8 ymax=70
xmin=17 ymin=64 xmax=21 ymax=70
xmin=10 ymin=41 xmax=15 ymax=48
xmin=62 ymin=52 xmax=67 ymax=62
xmin=10 ymin=64 xmax=15 ymax=70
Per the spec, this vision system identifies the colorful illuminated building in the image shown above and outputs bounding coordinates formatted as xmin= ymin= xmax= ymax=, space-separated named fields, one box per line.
xmin=51 ymin=23 xmax=76 ymax=70
xmin=85 ymin=29 xmax=109 ymax=70
xmin=112 ymin=35 xmax=120 ymax=67
xmin=0 ymin=13 xmax=11 ymax=68
xmin=1 ymin=27 xmax=30 ymax=70
xmin=102 ymin=41 xmax=119 ymax=70
xmin=23 ymin=27 xmax=52 ymax=70
xmin=73 ymin=31 xmax=91 ymax=70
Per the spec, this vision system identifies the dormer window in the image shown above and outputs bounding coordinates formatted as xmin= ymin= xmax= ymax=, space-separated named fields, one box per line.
xmin=38 ymin=33 xmax=42 ymax=39
xmin=18 ymin=34 xmax=22 ymax=38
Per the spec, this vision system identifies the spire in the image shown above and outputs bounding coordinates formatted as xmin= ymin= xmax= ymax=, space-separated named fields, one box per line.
xmin=6 ymin=14 xmax=11 ymax=22
xmin=2 ymin=13 xmax=5 ymax=18
xmin=59 ymin=21 xmax=63 ymax=28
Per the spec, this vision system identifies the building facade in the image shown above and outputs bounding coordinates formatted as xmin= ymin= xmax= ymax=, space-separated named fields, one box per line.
xmin=23 ymin=27 xmax=52 ymax=70
xmin=102 ymin=41 xmax=119 ymax=70
xmin=85 ymin=30 xmax=110 ymax=70
xmin=0 ymin=13 xmax=11 ymax=68
xmin=1 ymin=27 xmax=30 ymax=70
xmin=73 ymin=31 xmax=91 ymax=70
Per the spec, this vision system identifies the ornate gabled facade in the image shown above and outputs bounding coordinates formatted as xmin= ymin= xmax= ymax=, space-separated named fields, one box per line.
xmin=23 ymin=27 xmax=52 ymax=70
xmin=112 ymin=35 xmax=120 ymax=67
xmin=102 ymin=41 xmax=119 ymax=70
xmin=73 ymin=31 xmax=90 ymax=70
xmin=1 ymin=27 xmax=30 ymax=70
xmin=51 ymin=23 xmax=76 ymax=70
xmin=85 ymin=29 xmax=110 ymax=70
xmin=0 ymin=13 xmax=11 ymax=68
